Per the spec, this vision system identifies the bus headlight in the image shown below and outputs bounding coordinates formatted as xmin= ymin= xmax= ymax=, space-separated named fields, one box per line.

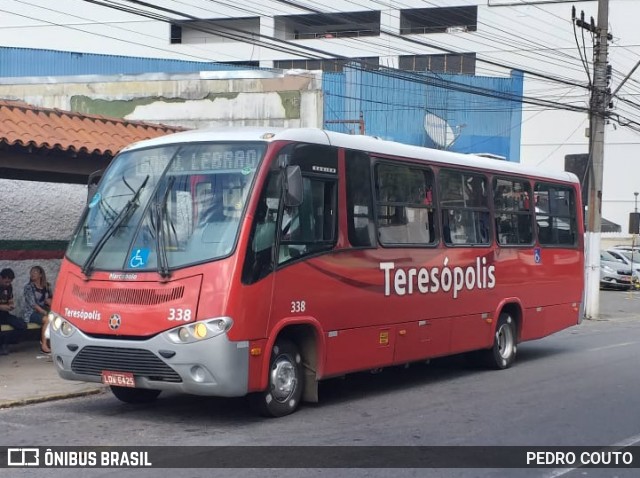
xmin=49 ymin=311 xmax=77 ymax=338
xmin=178 ymin=327 xmax=190 ymax=342
xmin=165 ymin=317 xmax=233 ymax=344
xmin=61 ymin=321 xmax=74 ymax=337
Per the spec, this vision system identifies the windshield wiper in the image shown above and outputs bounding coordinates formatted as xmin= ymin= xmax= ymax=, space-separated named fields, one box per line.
xmin=155 ymin=176 xmax=175 ymax=279
xmin=82 ymin=175 xmax=150 ymax=277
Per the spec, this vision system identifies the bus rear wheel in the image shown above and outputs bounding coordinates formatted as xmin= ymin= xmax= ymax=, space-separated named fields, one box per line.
xmin=483 ymin=313 xmax=517 ymax=369
xmin=110 ymin=386 xmax=161 ymax=404
xmin=249 ymin=338 xmax=304 ymax=417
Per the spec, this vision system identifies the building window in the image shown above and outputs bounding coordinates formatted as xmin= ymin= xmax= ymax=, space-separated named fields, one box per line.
xmin=171 ymin=17 xmax=260 ymax=44
xmin=399 ymin=53 xmax=476 ymax=74
xmin=275 ymin=11 xmax=380 ymax=40
xmin=400 ymin=6 xmax=478 ymax=35
xmin=170 ymin=24 xmax=182 ymax=44
xmin=226 ymin=61 xmax=260 ymax=68
xmin=274 ymin=57 xmax=379 ymax=73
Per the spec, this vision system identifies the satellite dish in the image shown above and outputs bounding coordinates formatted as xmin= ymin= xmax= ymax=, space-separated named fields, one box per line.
xmin=424 ymin=113 xmax=457 ymax=149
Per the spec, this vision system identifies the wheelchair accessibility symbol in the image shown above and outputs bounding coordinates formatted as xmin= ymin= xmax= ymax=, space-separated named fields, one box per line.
xmin=129 ymin=248 xmax=149 ymax=268
xmin=534 ymin=247 xmax=542 ymax=264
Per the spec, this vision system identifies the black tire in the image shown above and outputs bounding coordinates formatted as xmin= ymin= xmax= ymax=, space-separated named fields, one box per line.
xmin=110 ymin=386 xmax=161 ymax=404
xmin=482 ymin=313 xmax=517 ymax=370
xmin=249 ymin=338 xmax=304 ymax=417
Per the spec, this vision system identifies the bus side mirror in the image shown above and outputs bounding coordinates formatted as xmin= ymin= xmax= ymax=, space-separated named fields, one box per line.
xmin=284 ymin=165 xmax=303 ymax=207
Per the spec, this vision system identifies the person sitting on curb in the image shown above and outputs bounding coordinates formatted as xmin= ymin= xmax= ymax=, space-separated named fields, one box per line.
xmin=23 ymin=265 xmax=53 ymax=354
xmin=0 ymin=268 xmax=27 ymax=355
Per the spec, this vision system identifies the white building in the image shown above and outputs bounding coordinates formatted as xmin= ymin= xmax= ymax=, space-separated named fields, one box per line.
xmin=1 ymin=0 xmax=639 ymax=229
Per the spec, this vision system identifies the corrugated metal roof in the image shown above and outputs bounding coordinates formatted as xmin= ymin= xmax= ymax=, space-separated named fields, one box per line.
xmin=0 ymin=99 xmax=185 ymax=156
xmin=0 ymin=46 xmax=248 ymax=78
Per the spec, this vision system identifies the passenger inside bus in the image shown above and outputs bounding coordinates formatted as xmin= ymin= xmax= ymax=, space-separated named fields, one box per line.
xmin=191 ymin=175 xmax=245 ymax=255
xmin=196 ymin=187 xmax=224 ymax=225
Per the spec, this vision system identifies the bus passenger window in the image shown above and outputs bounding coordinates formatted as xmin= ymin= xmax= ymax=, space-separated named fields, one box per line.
xmin=374 ymin=163 xmax=436 ymax=246
xmin=493 ymin=177 xmax=533 ymax=246
xmin=439 ymin=169 xmax=490 ymax=246
xmin=534 ymin=184 xmax=577 ymax=247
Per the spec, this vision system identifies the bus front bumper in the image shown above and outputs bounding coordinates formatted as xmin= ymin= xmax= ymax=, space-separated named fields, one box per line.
xmin=50 ymin=328 xmax=250 ymax=397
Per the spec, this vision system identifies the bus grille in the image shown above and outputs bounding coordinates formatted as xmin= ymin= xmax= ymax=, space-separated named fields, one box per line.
xmin=71 ymin=346 xmax=182 ymax=382
xmin=72 ymin=284 xmax=185 ymax=305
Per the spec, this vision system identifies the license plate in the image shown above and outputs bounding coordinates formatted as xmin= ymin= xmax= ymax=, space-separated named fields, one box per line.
xmin=101 ymin=370 xmax=135 ymax=387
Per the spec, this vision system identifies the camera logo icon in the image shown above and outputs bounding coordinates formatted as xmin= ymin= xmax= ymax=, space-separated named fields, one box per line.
xmin=7 ymin=448 xmax=40 ymax=466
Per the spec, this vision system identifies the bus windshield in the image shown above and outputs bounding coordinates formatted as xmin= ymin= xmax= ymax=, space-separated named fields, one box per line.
xmin=67 ymin=142 xmax=265 ymax=273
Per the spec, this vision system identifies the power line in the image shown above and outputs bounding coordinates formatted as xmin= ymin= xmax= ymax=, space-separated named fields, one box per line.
xmin=7 ymin=0 xmax=593 ymax=91
xmin=69 ymin=0 xmax=591 ymax=112
xmin=265 ymin=0 xmax=589 ymax=87
xmin=2 ymin=1 xmax=241 ymax=63
xmin=2 ymin=1 xmax=608 ymax=124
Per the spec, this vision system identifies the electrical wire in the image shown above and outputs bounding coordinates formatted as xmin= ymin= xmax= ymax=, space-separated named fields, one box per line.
xmin=9 ymin=0 xmax=640 ymax=130
xmin=71 ymin=0 xmax=593 ymax=111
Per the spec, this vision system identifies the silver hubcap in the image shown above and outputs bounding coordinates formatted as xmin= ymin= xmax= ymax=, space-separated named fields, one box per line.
xmin=497 ymin=323 xmax=514 ymax=360
xmin=270 ymin=356 xmax=297 ymax=402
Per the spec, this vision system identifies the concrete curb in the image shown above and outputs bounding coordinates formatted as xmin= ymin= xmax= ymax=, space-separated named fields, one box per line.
xmin=590 ymin=314 xmax=640 ymax=321
xmin=0 ymin=386 xmax=107 ymax=409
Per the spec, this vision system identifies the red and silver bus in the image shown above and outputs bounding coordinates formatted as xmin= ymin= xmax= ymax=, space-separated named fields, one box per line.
xmin=50 ymin=128 xmax=584 ymax=417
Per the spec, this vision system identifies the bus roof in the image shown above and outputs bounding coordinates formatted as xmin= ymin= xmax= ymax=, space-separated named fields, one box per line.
xmin=122 ymin=127 xmax=579 ymax=184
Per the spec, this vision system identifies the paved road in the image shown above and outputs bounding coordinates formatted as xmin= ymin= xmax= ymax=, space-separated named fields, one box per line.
xmin=3 ymin=290 xmax=640 ymax=478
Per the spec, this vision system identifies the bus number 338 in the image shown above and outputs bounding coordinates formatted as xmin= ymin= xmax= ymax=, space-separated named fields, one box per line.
xmin=291 ymin=301 xmax=306 ymax=313
xmin=167 ymin=308 xmax=193 ymax=321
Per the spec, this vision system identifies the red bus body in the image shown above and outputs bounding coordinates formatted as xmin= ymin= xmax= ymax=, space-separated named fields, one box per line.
xmin=50 ymin=128 xmax=584 ymax=415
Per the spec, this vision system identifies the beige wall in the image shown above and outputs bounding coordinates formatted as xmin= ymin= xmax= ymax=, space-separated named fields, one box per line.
xmin=601 ymin=234 xmax=640 ymax=250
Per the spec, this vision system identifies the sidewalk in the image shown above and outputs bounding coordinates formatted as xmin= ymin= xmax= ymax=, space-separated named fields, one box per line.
xmin=0 ymin=341 xmax=105 ymax=408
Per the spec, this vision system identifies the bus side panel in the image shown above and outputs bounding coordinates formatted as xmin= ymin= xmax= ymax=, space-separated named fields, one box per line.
xmin=543 ymin=302 xmax=580 ymax=336
xmin=268 ymin=249 xmax=490 ymax=377
xmin=323 ymin=326 xmax=396 ymax=377
xmin=392 ymin=318 xmax=451 ymax=364
xmin=521 ymin=249 xmax=583 ymax=309
xmin=268 ymin=252 xmax=404 ymax=378
xmin=520 ymin=307 xmax=547 ymax=341
xmin=266 ymin=244 xmax=582 ymax=378
xmin=496 ymin=247 xmax=583 ymax=343
xmin=520 ymin=302 xmax=579 ymax=342
xmin=449 ymin=313 xmax=493 ymax=354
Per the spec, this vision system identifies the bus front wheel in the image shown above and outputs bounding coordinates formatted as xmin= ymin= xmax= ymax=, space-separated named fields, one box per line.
xmin=483 ymin=313 xmax=517 ymax=369
xmin=249 ymin=338 xmax=304 ymax=417
xmin=110 ymin=386 xmax=161 ymax=404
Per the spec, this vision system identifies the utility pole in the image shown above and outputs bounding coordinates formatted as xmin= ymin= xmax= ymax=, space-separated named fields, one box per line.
xmin=583 ymin=0 xmax=610 ymax=320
